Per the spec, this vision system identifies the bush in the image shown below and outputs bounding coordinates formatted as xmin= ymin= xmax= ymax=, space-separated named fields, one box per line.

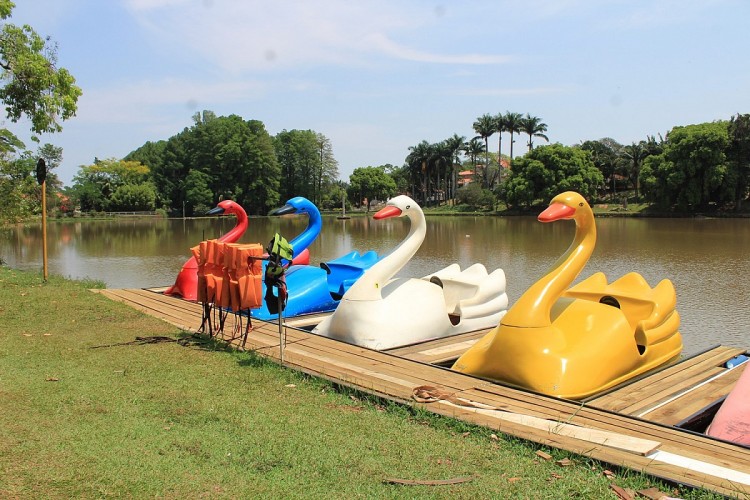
xmin=455 ymin=183 xmax=496 ymax=210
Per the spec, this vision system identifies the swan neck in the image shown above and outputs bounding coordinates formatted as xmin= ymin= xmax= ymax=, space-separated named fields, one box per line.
xmin=219 ymin=211 xmax=248 ymax=243
xmin=503 ymin=212 xmax=595 ymax=328
xmin=289 ymin=207 xmax=322 ymax=254
xmin=347 ymin=207 xmax=425 ymax=300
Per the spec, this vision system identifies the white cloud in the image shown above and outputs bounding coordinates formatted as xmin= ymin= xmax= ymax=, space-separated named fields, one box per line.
xmin=122 ymin=1 xmax=510 ymax=72
xmin=363 ymin=33 xmax=512 ymax=65
xmin=73 ymin=78 xmax=271 ymax=125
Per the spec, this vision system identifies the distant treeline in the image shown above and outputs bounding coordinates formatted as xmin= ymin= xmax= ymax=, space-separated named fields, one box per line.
xmin=3 ymin=111 xmax=748 ymax=223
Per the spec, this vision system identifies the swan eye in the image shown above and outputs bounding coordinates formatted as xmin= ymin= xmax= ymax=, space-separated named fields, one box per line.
xmin=406 ymin=205 xmax=411 ymax=209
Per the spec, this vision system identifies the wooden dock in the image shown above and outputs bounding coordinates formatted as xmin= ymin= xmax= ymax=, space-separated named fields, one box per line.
xmin=94 ymin=288 xmax=750 ymax=498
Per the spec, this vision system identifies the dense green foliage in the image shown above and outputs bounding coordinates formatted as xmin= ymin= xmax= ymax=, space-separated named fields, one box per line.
xmin=640 ymin=123 xmax=727 ymax=209
xmin=69 ymin=158 xmax=155 ymax=212
xmin=126 ymin=113 xmax=281 ymax=215
xmin=0 ymin=2 xmax=80 ymax=223
xmin=120 ymin=113 xmax=341 ymax=216
xmin=347 ymin=166 xmax=397 ymax=211
xmin=501 ymin=144 xmax=603 ymax=208
xmin=0 ymin=1 xmax=81 ymax=136
xmin=403 ymin=112 xmax=750 ymax=212
xmin=275 ymin=128 xmax=339 ymax=207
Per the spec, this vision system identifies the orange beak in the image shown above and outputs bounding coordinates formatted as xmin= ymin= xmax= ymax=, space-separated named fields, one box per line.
xmin=374 ymin=205 xmax=402 ymax=220
xmin=538 ymin=202 xmax=575 ymax=222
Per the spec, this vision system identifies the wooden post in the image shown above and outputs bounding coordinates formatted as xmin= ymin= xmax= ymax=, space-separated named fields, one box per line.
xmin=36 ymin=159 xmax=48 ymax=281
xmin=41 ymin=179 xmax=48 ymax=281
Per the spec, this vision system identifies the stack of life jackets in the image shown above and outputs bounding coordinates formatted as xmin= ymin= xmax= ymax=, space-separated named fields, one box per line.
xmin=192 ymin=239 xmax=264 ymax=312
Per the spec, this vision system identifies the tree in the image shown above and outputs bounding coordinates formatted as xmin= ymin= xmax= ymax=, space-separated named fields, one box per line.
xmin=504 ymin=111 xmax=524 ymax=160
xmin=579 ymin=138 xmax=622 ymax=195
xmin=183 ymin=168 xmax=213 ymax=215
xmin=347 ymin=166 xmax=397 ymax=212
xmin=501 ymin=144 xmax=602 ymax=208
xmin=69 ymin=158 xmax=152 ymax=212
xmin=443 ymin=133 xmax=465 ymax=204
xmin=494 ymin=113 xmax=507 ymax=167
xmin=520 ymin=113 xmax=549 ymax=151
xmin=619 ymin=141 xmax=648 ymax=199
xmin=455 ymin=182 xmax=495 ymax=210
xmin=272 ymin=129 xmax=338 ymax=207
xmin=462 ymin=137 xmax=484 ymax=178
xmin=125 ymin=140 xmax=168 ymax=206
xmin=315 ymin=133 xmax=339 ymax=206
xmin=0 ymin=147 xmax=37 ymax=220
xmin=726 ymin=113 xmax=750 ymax=210
xmin=109 ymin=183 xmax=156 ymax=211
xmin=125 ymin=114 xmax=284 ymax=215
xmin=274 ymin=129 xmax=320 ymax=201
xmin=0 ymin=2 xmax=79 ymax=222
xmin=406 ymin=140 xmax=432 ymax=204
xmin=472 ymin=113 xmax=496 ymax=188
xmin=320 ymin=179 xmax=348 ymax=211
xmin=639 ymin=122 xmax=729 ymax=210
xmin=0 ymin=1 xmax=82 ymax=136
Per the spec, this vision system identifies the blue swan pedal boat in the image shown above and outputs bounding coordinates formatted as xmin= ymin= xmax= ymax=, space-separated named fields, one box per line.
xmin=251 ymin=196 xmax=380 ymax=320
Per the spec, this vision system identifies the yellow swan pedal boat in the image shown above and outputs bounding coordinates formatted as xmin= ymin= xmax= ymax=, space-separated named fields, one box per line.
xmin=452 ymin=191 xmax=683 ymax=400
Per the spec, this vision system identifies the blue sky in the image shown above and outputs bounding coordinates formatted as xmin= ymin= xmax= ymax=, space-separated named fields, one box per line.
xmin=9 ymin=0 xmax=750 ymax=186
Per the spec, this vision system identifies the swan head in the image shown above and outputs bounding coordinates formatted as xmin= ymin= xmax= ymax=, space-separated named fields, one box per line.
xmin=373 ymin=195 xmax=421 ymax=220
xmin=538 ymin=191 xmax=591 ymax=223
xmin=270 ymin=196 xmax=320 ymax=217
xmin=207 ymin=199 xmax=245 ymax=216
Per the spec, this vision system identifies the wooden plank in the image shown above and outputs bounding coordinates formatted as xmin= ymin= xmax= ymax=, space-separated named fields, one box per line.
xmin=435 ymin=399 xmax=661 ymax=456
xmin=588 ymin=346 xmax=746 ymax=413
xmin=641 ymin=363 xmax=746 ymax=425
xmin=283 ymin=312 xmax=331 ymax=329
xmin=415 ymin=397 xmax=750 ymax=496
xmin=385 ymin=330 xmax=488 ymax=364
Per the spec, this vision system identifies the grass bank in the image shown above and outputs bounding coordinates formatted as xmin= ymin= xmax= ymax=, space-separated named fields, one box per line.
xmin=0 ymin=267 xmax=720 ymax=498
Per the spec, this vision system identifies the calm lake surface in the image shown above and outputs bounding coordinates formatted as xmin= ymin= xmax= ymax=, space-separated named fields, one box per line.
xmin=2 ymin=214 xmax=749 ymax=356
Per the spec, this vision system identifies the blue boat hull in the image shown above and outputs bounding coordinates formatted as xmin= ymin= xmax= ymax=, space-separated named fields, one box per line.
xmin=250 ymin=250 xmax=380 ymax=320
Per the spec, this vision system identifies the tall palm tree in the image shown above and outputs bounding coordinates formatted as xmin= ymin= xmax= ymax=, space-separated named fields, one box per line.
xmin=494 ymin=113 xmax=508 ymax=167
xmin=430 ymin=140 xmax=453 ymax=205
xmin=620 ymin=141 xmax=647 ymax=200
xmin=472 ymin=113 xmax=496 ymax=188
xmin=504 ymin=111 xmax=524 ymax=160
xmin=406 ymin=140 xmax=432 ymax=204
xmin=520 ymin=113 xmax=549 ymax=151
xmin=462 ymin=137 xmax=484 ymax=184
xmin=443 ymin=133 xmax=465 ymax=203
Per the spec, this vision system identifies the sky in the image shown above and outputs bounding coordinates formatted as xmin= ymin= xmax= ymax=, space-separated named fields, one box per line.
xmin=8 ymin=0 xmax=750 ymax=186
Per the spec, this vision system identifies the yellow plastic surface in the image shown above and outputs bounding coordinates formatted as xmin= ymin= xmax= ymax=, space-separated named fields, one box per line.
xmin=452 ymin=192 xmax=683 ymax=400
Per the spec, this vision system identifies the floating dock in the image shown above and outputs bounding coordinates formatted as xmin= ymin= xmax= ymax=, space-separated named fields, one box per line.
xmin=95 ymin=288 xmax=750 ymax=498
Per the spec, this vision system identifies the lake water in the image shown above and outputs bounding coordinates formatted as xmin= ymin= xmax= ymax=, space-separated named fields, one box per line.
xmin=2 ymin=214 xmax=749 ymax=356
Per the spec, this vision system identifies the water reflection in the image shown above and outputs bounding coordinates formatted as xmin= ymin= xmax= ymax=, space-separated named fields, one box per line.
xmin=2 ymin=215 xmax=749 ymax=356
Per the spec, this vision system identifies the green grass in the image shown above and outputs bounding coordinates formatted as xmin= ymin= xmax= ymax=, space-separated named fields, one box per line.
xmin=0 ymin=266 xmax=722 ymax=499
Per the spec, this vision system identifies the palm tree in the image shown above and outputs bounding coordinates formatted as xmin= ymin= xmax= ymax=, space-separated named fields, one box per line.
xmin=520 ymin=113 xmax=549 ymax=151
xmin=430 ymin=140 xmax=453 ymax=205
xmin=504 ymin=111 xmax=524 ymax=160
xmin=472 ymin=113 xmax=496 ymax=188
xmin=443 ymin=133 xmax=465 ymax=203
xmin=494 ymin=113 xmax=508 ymax=167
xmin=462 ymin=137 xmax=484 ymax=185
xmin=620 ymin=141 xmax=648 ymax=200
xmin=406 ymin=140 xmax=432 ymax=204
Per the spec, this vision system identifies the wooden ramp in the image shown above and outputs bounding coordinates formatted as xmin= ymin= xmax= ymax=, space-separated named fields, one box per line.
xmin=94 ymin=288 xmax=750 ymax=498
